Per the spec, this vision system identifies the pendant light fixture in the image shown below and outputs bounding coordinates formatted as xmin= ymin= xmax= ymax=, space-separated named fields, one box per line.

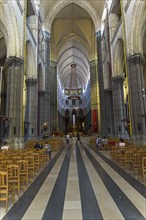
xmin=68 ymin=64 xmax=81 ymax=100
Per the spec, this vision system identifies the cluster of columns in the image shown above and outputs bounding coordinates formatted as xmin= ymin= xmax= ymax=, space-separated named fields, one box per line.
xmin=25 ymin=77 xmax=38 ymax=138
xmin=0 ymin=29 xmax=51 ymax=143
xmin=96 ymin=30 xmax=146 ymax=143
xmin=127 ymin=54 xmax=146 ymax=143
xmin=0 ymin=30 xmax=145 ymax=145
xmin=112 ymin=76 xmax=127 ymax=137
xmin=4 ymin=57 xmax=23 ymax=140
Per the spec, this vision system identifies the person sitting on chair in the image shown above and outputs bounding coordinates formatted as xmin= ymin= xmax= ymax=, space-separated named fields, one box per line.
xmin=34 ymin=141 xmax=42 ymax=150
xmin=118 ymin=138 xmax=125 ymax=148
xmin=1 ymin=141 xmax=10 ymax=151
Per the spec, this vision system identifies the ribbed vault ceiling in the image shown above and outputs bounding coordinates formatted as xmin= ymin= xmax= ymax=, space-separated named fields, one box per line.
xmin=40 ymin=0 xmax=106 ymax=90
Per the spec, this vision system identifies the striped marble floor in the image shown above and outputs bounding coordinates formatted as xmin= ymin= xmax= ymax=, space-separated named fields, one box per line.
xmin=1 ymin=137 xmax=146 ymax=220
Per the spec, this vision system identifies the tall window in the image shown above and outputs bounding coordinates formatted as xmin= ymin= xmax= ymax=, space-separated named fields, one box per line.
xmin=72 ymin=100 xmax=76 ymax=105
xmin=65 ymin=100 xmax=69 ymax=105
xmin=79 ymin=99 xmax=82 ymax=105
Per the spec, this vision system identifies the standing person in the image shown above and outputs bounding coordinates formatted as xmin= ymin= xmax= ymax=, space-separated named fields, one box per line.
xmin=44 ymin=141 xmax=52 ymax=160
xmin=76 ymin=133 xmax=82 ymax=144
xmin=96 ymin=137 xmax=102 ymax=153
xmin=65 ymin=134 xmax=70 ymax=144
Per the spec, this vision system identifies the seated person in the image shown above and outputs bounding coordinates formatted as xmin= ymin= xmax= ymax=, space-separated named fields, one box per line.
xmin=34 ymin=141 xmax=42 ymax=150
xmin=1 ymin=141 xmax=10 ymax=151
xmin=102 ymin=136 xmax=108 ymax=147
xmin=118 ymin=138 xmax=125 ymax=148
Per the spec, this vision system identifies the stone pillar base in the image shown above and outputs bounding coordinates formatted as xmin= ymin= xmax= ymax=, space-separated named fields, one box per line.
xmin=5 ymin=137 xmax=25 ymax=149
xmin=131 ymin=134 xmax=146 ymax=145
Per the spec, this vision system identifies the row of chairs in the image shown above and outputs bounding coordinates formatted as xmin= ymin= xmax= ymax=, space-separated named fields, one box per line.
xmin=25 ymin=138 xmax=64 ymax=151
xmin=88 ymin=137 xmax=146 ymax=185
xmin=110 ymin=145 xmax=146 ymax=184
xmin=0 ymin=147 xmax=51 ymax=212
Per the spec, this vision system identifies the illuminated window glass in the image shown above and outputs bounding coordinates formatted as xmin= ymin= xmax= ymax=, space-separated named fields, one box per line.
xmin=72 ymin=100 xmax=76 ymax=105
xmin=66 ymin=100 xmax=69 ymax=105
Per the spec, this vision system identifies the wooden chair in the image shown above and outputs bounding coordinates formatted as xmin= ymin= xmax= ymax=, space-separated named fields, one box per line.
xmin=38 ymin=150 xmax=44 ymax=169
xmin=12 ymin=156 xmax=22 ymax=163
xmin=118 ymin=149 xmax=126 ymax=168
xmin=7 ymin=165 xmax=20 ymax=196
xmin=132 ymin=153 xmax=143 ymax=178
xmin=124 ymin=150 xmax=134 ymax=171
xmin=17 ymin=160 xmax=28 ymax=191
xmin=115 ymin=148 xmax=125 ymax=165
xmin=24 ymin=155 xmax=35 ymax=183
xmin=33 ymin=153 xmax=40 ymax=175
xmin=0 ymin=171 xmax=15 ymax=212
xmin=110 ymin=146 xmax=118 ymax=160
xmin=0 ymin=160 xmax=13 ymax=171
xmin=42 ymin=148 xmax=50 ymax=164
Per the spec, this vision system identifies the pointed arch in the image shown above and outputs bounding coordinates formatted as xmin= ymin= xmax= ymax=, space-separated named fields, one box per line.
xmin=0 ymin=1 xmax=21 ymax=58
xmin=45 ymin=0 xmax=100 ymax=33
xmin=128 ymin=0 xmax=146 ymax=54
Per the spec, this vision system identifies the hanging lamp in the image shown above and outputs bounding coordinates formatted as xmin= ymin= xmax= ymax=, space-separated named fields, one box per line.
xmin=68 ymin=64 xmax=81 ymax=100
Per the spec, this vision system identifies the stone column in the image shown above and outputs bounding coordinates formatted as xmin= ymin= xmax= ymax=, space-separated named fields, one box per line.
xmin=127 ymin=54 xmax=146 ymax=144
xmin=58 ymin=111 xmax=64 ymax=133
xmin=50 ymin=61 xmax=57 ymax=134
xmin=0 ymin=65 xmax=2 ymax=112
xmin=112 ymin=76 xmax=126 ymax=137
xmin=90 ymin=60 xmax=98 ymax=133
xmin=43 ymin=31 xmax=51 ymax=135
xmin=96 ymin=30 xmax=106 ymax=136
xmin=0 ymin=92 xmax=6 ymax=138
xmin=5 ymin=57 xmax=23 ymax=140
xmin=25 ymin=77 xmax=38 ymax=138
xmin=38 ymin=90 xmax=46 ymax=136
xmin=104 ymin=89 xmax=114 ymax=136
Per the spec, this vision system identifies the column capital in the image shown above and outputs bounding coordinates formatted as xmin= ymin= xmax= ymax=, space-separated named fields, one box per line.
xmin=25 ymin=77 xmax=38 ymax=87
xmin=112 ymin=75 xmax=124 ymax=82
xmin=127 ymin=54 xmax=145 ymax=66
xmin=5 ymin=56 xmax=23 ymax=67
xmin=89 ymin=60 xmax=98 ymax=67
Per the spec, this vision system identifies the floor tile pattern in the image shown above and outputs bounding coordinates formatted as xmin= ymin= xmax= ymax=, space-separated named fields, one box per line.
xmin=1 ymin=138 xmax=146 ymax=220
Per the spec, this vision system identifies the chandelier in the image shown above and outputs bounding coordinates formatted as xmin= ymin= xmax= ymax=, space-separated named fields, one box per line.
xmin=68 ymin=64 xmax=81 ymax=100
